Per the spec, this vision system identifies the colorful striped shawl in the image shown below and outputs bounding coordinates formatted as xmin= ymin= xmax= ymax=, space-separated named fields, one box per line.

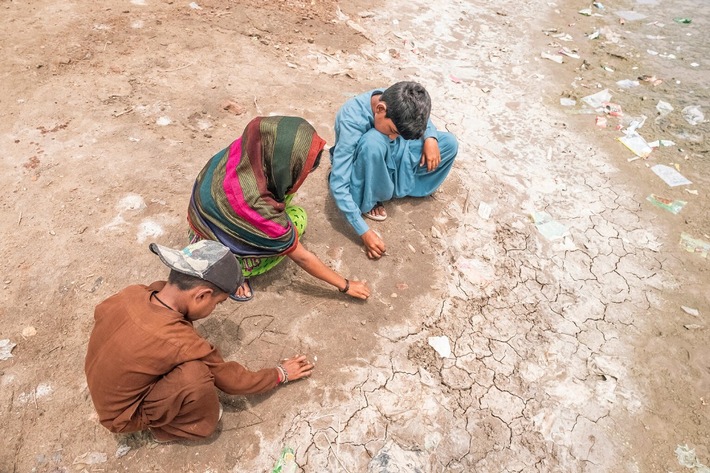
xmin=187 ymin=116 xmax=325 ymax=257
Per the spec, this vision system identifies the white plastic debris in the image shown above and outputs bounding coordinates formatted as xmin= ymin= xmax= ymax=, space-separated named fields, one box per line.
xmin=684 ymin=324 xmax=703 ymax=330
xmin=651 ymin=165 xmax=692 ymax=187
xmin=0 ymin=339 xmax=16 ymax=360
xmin=681 ymin=306 xmax=700 ymax=317
xmin=648 ymin=139 xmax=675 ymax=148
xmin=560 ymin=97 xmax=577 ymax=107
xmin=559 ymin=48 xmax=580 ymax=59
xmin=531 ymin=211 xmax=568 ymax=240
xmin=541 ymin=52 xmax=564 ymax=64
xmin=682 ymin=106 xmax=704 ymax=126
xmin=189 ymin=2 xmax=202 ymax=9
xmin=618 ymin=132 xmax=653 ymax=158
xmin=623 ymin=115 xmax=647 ymax=134
xmin=656 ymin=100 xmax=674 ymax=118
xmin=582 ymin=89 xmax=612 ymax=109
xmin=675 ymin=444 xmax=710 ymax=471
xmin=428 ymin=336 xmax=451 ymax=358
xmin=478 ymin=201 xmax=492 ymax=220
xmin=552 ymin=32 xmax=573 ymax=42
xmin=616 ymin=79 xmax=640 ymax=88
xmin=156 ymin=116 xmax=172 ymax=126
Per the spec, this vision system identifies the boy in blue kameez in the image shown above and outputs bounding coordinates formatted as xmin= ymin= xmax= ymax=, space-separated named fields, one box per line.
xmin=328 ymin=81 xmax=458 ymax=259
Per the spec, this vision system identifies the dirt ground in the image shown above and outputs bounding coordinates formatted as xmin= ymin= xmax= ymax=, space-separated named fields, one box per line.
xmin=1 ymin=0 xmax=708 ymax=472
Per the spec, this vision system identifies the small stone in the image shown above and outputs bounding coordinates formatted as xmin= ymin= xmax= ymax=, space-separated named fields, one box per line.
xmin=22 ymin=326 xmax=37 ymax=338
xmin=221 ymin=100 xmax=246 ymax=115
xmin=115 ymin=445 xmax=131 ymax=458
xmin=431 ymin=226 xmax=441 ymax=238
xmin=391 ymin=293 xmax=398 ymax=298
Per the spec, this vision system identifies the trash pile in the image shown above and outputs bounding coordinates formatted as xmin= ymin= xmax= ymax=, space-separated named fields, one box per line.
xmin=542 ymin=3 xmax=708 ymax=257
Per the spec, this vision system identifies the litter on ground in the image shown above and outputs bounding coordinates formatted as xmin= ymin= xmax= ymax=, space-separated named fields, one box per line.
xmin=582 ymin=89 xmax=612 ymax=109
xmin=428 ymin=336 xmax=452 ymax=358
xmin=618 ymin=132 xmax=653 ymax=158
xmin=478 ymin=201 xmax=492 ymax=220
xmin=681 ymin=105 xmax=704 ymax=126
xmin=272 ymin=447 xmax=297 ymax=473
xmin=679 ymin=233 xmax=710 ymax=258
xmin=531 ymin=211 xmax=569 ymax=240
xmin=651 ymin=164 xmax=692 ymax=187
xmin=560 ymin=97 xmax=577 ymax=107
xmin=680 ymin=306 xmax=700 ymax=317
xmin=646 ymin=194 xmax=686 ymax=214
xmin=0 ymin=339 xmax=16 ymax=360
xmin=616 ymin=79 xmax=640 ymax=88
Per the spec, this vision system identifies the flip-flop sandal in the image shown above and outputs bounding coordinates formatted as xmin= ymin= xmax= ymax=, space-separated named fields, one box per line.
xmin=363 ymin=202 xmax=387 ymax=221
xmin=229 ymin=279 xmax=254 ymax=302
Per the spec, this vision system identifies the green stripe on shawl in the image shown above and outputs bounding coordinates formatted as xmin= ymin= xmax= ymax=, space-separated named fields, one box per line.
xmin=187 ymin=116 xmax=326 ymax=257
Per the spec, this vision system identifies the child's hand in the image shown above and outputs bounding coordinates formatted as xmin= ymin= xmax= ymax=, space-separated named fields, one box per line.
xmin=361 ymin=229 xmax=386 ymax=259
xmin=420 ymin=137 xmax=441 ymax=172
xmin=280 ymin=355 xmax=314 ymax=382
xmin=346 ymin=280 xmax=371 ymax=299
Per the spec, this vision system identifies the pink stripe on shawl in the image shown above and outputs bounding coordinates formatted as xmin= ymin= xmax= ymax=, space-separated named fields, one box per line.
xmin=222 ymin=138 xmax=291 ymax=238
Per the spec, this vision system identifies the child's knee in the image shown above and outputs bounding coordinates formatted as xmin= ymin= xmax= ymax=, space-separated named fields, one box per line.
xmin=356 ymin=128 xmax=390 ymax=157
xmin=438 ymin=132 xmax=459 ymax=157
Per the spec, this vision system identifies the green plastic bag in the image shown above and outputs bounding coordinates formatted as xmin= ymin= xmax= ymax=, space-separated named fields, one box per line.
xmin=272 ymin=447 xmax=297 ymax=473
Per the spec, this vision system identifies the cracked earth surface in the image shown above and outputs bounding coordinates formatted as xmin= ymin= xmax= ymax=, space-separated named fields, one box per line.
xmin=1 ymin=0 xmax=708 ymax=472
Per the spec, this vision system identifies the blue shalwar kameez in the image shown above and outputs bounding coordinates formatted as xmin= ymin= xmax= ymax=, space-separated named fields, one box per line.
xmin=328 ymin=89 xmax=458 ymax=236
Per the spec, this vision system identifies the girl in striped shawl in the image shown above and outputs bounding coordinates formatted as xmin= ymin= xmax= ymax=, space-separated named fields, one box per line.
xmin=188 ymin=116 xmax=370 ymax=301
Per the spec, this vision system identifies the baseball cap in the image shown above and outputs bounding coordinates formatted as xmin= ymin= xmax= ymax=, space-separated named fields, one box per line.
xmin=149 ymin=240 xmax=243 ymax=295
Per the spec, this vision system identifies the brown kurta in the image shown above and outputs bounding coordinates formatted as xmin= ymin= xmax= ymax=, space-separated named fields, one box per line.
xmin=85 ymin=281 xmax=278 ymax=437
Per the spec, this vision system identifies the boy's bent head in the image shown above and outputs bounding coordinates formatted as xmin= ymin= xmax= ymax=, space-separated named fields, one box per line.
xmin=150 ymin=240 xmax=243 ymax=295
xmin=380 ymin=81 xmax=431 ymax=140
xmin=168 ymin=270 xmax=225 ymax=294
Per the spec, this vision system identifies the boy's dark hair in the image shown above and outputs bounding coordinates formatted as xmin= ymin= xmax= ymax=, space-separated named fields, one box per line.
xmin=168 ymin=269 xmax=226 ymax=295
xmin=380 ymin=81 xmax=431 ymax=140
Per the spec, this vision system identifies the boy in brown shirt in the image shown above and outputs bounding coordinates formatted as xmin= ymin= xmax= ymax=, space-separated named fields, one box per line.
xmin=85 ymin=240 xmax=313 ymax=442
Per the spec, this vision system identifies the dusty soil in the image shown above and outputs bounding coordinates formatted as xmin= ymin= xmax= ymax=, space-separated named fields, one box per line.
xmin=1 ymin=0 xmax=708 ymax=472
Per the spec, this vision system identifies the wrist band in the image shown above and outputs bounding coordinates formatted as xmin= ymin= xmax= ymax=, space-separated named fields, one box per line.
xmin=339 ymin=279 xmax=350 ymax=293
xmin=277 ymin=364 xmax=289 ymax=385
xmin=276 ymin=366 xmax=284 ymax=384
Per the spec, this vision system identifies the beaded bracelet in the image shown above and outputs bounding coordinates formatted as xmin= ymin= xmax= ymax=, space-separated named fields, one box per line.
xmin=339 ymin=279 xmax=350 ymax=293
